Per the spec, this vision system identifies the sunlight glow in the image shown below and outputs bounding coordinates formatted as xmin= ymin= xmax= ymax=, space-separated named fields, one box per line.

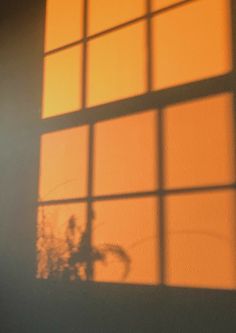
xmin=39 ymin=126 xmax=88 ymax=201
xmin=42 ymin=45 xmax=82 ymax=118
xmin=38 ymin=0 xmax=235 ymax=289
xmin=87 ymin=21 xmax=147 ymax=107
xmin=152 ymin=0 xmax=187 ymax=11
xmin=93 ymin=198 xmax=159 ymax=285
xmin=153 ymin=0 xmax=232 ymax=89
xmin=88 ymin=0 xmax=145 ymax=35
xmin=165 ymin=93 xmax=235 ymax=188
xmin=94 ymin=110 xmax=158 ymax=195
xmin=45 ymin=0 xmax=83 ymax=52
xmin=166 ymin=191 xmax=236 ymax=290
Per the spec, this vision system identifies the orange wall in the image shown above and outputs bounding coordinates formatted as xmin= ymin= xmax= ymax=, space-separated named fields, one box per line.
xmin=37 ymin=0 xmax=236 ymax=290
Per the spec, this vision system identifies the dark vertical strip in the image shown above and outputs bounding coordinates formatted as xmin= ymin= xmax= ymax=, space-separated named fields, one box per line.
xmin=151 ymin=0 xmax=165 ymax=285
xmin=147 ymin=0 xmax=159 ymax=284
xmin=82 ymin=0 xmax=94 ymax=281
xmin=86 ymin=123 xmax=95 ymax=281
xmin=158 ymin=107 xmax=166 ymax=285
xmin=230 ymin=0 xmax=236 ymax=287
xmin=146 ymin=0 xmax=153 ymax=91
xmin=34 ymin=0 xmax=48 ymax=278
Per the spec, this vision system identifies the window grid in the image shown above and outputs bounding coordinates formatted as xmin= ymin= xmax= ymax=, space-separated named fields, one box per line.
xmin=38 ymin=0 xmax=236 ymax=286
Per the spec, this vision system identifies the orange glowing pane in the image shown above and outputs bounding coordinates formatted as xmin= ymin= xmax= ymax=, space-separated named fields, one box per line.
xmin=166 ymin=191 xmax=236 ymax=290
xmin=45 ymin=0 xmax=83 ymax=52
xmin=43 ymin=46 xmax=82 ymax=119
xmin=87 ymin=22 xmax=147 ymax=107
xmin=39 ymin=126 xmax=88 ymax=201
xmin=88 ymin=0 xmax=145 ymax=35
xmin=152 ymin=0 xmax=186 ymax=11
xmin=93 ymin=197 xmax=159 ymax=285
xmin=152 ymin=0 xmax=231 ymax=90
xmin=165 ymin=94 xmax=234 ymax=188
xmin=94 ymin=110 xmax=157 ymax=195
xmin=37 ymin=203 xmax=87 ymax=280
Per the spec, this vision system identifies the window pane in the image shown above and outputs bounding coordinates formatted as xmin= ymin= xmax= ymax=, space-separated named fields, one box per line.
xmin=166 ymin=191 xmax=236 ymax=290
xmin=87 ymin=22 xmax=147 ymax=107
xmin=42 ymin=46 xmax=82 ymax=118
xmin=39 ymin=126 xmax=88 ymax=201
xmin=165 ymin=94 xmax=235 ymax=188
xmin=45 ymin=0 xmax=83 ymax=52
xmin=93 ymin=197 xmax=159 ymax=285
xmin=88 ymin=0 xmax=145 ymax=35
xmin=37 ymin=203 xmax=87 ymax=280
xmin=94 ymin=110 xmax=158 ymax=195
xmin=152 ymin=0 xmax=231 ymax=90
